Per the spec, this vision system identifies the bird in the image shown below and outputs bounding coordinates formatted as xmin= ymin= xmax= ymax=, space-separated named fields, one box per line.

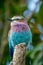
xmin=8 ymin=16 xmax=32 ymax=57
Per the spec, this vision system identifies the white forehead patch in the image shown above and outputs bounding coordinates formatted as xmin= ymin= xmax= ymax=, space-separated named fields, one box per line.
xmin=12 ymin=16 xmax=24 ymax=20
xmin=11 ymin=16 xmax=25 ymax=26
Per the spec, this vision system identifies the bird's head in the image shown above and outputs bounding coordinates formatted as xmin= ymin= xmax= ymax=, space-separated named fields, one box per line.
xmin=8 ymin=16 xmax=26 ymax=26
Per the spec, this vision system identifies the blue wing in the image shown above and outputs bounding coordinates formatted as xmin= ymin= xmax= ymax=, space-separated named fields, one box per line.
xmin=26 ymin=29 xmax=33 ymax=50
xmin=8 ymin=32 xmax=15 ymax=57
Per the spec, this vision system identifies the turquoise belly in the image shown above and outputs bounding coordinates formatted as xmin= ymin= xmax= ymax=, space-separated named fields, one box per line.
xmin=8 ymin=30 xmax=32 ymax=48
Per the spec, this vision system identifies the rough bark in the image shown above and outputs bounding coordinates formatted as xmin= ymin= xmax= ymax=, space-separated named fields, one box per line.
xmin=10 ymin=43 xmax=26 ymax=65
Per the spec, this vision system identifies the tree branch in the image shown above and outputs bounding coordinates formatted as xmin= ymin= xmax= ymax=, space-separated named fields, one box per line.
xmin=10 ymin=43 xmax=26 ymax=65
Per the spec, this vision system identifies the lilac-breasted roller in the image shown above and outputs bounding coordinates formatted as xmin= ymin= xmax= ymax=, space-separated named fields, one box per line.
xmin=8 ymin=16 xmax=32 ymax=57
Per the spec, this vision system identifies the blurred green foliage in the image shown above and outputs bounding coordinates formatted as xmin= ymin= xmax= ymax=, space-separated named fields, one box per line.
xmin=0 ymin=0 xmax=43 ymax=65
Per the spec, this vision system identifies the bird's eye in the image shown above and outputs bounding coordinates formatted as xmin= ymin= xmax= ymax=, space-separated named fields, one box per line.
xmin=13 ymin=18 xmax=24 ymax=21
xmin=15 ymin=19 xmax=20 ymax=21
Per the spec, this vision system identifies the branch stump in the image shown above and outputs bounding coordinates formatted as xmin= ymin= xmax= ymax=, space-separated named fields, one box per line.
xmin=10 ymin=43 xmax=26 ymax=65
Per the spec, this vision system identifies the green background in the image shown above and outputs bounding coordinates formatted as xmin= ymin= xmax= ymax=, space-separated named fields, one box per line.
xmin=0 ymin=0 xmax=43 ymax=65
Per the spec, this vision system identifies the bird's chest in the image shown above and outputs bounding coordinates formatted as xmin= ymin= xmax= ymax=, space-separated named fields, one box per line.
xmin=8 ymin=24 xmax=30 ymax=45
xmin=10 ymin=24 xmax=29 ymax=32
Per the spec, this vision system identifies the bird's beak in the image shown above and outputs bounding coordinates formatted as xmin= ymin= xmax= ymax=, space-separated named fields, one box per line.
xmin=7 ymin=18 xmax=13 ymax=22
